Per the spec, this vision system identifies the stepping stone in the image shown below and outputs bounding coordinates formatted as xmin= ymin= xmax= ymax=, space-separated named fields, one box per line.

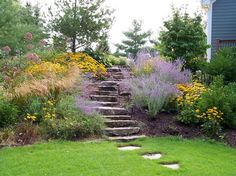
xmin=103 ymin=115 xmax=132 ymax=120
xmin=108 ymin=135 xmax=146 ymax=142
xmin=118 ymin=146 xmax=141 ymax=151
xmin=104 ymin=127 xmax=140 ymax=136
xmin=96 ymin=107 xmax=128 ymax=115
xmin=162 ymin=164 xmax=180 ymax=170
xmin=105 ymin=120 xmax=137 ymax=127
xmin=90 ymin=95 xmax=117 ymax=102
xmin=143 ymin=153 xmax=162 ymax=160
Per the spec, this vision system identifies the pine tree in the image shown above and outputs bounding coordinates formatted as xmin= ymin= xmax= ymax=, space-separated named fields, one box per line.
xmin=115 ymin=20 xmax=151 ymax=59
xmin=50 ymin=0 xmax=114 ymax=53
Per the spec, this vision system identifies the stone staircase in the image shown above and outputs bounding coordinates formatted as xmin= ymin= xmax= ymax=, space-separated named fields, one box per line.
xmin=90 ymin=67 xmax=145 ymax=141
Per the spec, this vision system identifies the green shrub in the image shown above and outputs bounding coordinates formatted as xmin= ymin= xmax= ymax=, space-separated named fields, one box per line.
xmin=105 ymin=54 xmax=128 ymax=66
xmin=201 ymin=119 xmax=222 ymax=138
xmin=206 ymin=47 xmax=236 ymax=83
xmin=40 ymin=94 xmax=104 ymax=140
xmin=188 ymin=57 xmax=207 ymax=73
xmin=0 ymin=94 xmax=19 ymax=128
xmin=197 ymin=76 xmax=236 ymax=129
xmin=84 ymin=48 xmax=111 ymax=67
xmin=158 ymin=8 xmax=209 ymax=69
xmin=177 ymin=107 xmax=200 ymax=125
xmin=119 ymin=57 xmax=127 ymax=66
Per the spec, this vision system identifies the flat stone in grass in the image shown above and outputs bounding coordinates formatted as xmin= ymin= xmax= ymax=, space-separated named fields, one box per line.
xmin=143 ymin=153 xmax=162 ymax=160
xmin=162 ymin=163 xmax=180 ymax=170
xmin=118 ymin=146 xmax=141 ymax=151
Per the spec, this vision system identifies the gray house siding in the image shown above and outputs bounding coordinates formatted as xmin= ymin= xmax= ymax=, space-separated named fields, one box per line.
xmin=211 ymin=0 xmax=236 ymax=57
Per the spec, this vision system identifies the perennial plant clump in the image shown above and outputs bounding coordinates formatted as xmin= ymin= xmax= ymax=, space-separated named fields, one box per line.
xmin=176 ymin=82 xmax=207 ymax=124
xmin=134 ymin=57 xmax=191 ymax=84
xmin=26 ymin=61 xmax=67 ymax=76
xmin=55 ymin=52 xmax=107 ymax=78
xmin=125 ymin=54 xmax=191 ymax=118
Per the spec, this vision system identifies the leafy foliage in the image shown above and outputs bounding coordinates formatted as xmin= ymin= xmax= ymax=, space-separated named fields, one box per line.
xmin=40 ymin=94 xmax=104 ymax=140
xmin=0 ymin=1 xmax=46 ymax=54
xmin=123 ymin=54 xmax=191 ymax=118
xmin=50 ymin=0 xmax=114 ymax=53
xmin=197 ymin=76 xmax=236 ymax=129
xmin=158 ymin=7 xmax=208 ymax=69
xmin=0 ymin=93 xmax=19 ymax=128
xmin=205 ymin=47 xmax=236 ymax=83
xmin=115 ymin=20 xmax=151 ymax=59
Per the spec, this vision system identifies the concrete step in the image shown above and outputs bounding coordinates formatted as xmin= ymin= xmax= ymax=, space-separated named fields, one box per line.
xmin=100 ymin=81 xmax=119 ymax=86
xmin=93 ymin=101 xmax=119 ymax=107
xmin=94 ymin=90 xmax=118 ymax=96
xmin=103 ymin=115 xmax=132 ymax=120
xmin=104 ymin=127 xmax=140 ymax=136
xmin=96 ymin=107 xmax=128 ymax=115
xmin=105 ymin=120 xmax=137 ymax=127
xmin=108 ymin=135 xmax=146 ymax=142
xmin=90 ymin=95 xmax=117 ymax=102
xmin=98 ymin=86 xmax=118 ymax=91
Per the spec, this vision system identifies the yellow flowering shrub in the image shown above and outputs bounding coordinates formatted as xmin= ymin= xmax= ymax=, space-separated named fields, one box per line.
xmin=176 ymin=82 xmax=207 ymax=108
xmin=26 ymin=61 xmax=67 ymax=76
xmin=176 ymin=82 xmax=207 ymax=125
xmin=43 ymin=100 xmax=56 ymax=120
xmin=24 ymin=113 xmax=37 ymax=122
xmin=196 ymin=107 xmax=223 ymax=122
xmin=55 ymin=52 xmax=107 ymax=77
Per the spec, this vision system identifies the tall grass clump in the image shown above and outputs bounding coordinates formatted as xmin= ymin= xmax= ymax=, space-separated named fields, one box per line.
xmin=125 ymin=53 xmax=191 ymax=118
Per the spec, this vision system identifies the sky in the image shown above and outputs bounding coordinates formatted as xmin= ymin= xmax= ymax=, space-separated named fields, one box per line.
xmin=20 ymin=0 xmax=202 ymax=52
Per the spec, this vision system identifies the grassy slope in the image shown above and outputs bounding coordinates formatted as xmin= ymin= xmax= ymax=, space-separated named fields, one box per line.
xmin=0 ymin=137 xmax=236 ymax=176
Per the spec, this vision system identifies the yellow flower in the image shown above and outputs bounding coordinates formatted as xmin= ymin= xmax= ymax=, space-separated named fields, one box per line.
xmin=195 ymin=109 xmax=200 ymax=113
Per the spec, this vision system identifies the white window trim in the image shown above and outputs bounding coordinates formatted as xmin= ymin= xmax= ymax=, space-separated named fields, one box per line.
xmin=206 ymin=0 xmax=216 ymax=61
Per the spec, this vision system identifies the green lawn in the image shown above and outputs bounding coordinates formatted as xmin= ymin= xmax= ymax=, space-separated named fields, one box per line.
xmin=1 ymin=137 xmax=236 ymax=176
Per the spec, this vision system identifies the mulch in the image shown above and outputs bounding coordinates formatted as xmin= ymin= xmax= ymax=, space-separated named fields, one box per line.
xmin=130 ymin=108 xmax=236 ymax=148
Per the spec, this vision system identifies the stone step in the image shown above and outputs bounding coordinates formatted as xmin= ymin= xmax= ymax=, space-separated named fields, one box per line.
xmin=112 ymin=75 xmax=124 ymax=80
xmin=96 ymin=107 xmax=128 ymax=115
xmin=108 ymin=135 xmax=146 ymax=142
xmin=98 ymin=86 xmax=118 ymax=91
xmin=105 ymin=120 xmax=137 ymax=127
xmin=113 ymin=72 xmax=123 ymax=76
xmin=94 ymin=90 xmax=118 ymax=96
xmin=100 ymin=81 xmax=119 ymax=86
xmin=103 ymin=115 xmax=132 ymax=120
xmin=90 ymin=95 xmax=117 ymax=102
xmin=107 ymin=67 xmax=121 ymax=72
xmin=94 ymin=101 xmax=119 ymax=107
xmin=104 ymin=127 xmax=140 ymax=136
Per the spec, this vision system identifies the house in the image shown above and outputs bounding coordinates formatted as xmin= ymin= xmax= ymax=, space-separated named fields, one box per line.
xmin=202 ymin=0 xmax=236 ymax=60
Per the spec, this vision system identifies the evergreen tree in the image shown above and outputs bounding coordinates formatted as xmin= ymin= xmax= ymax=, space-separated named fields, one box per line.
xmin=50 ymin=0 xmax=114 ymax=53
xmin=0 ymin=0 xmax=46 ymax=54
xmin=115 ymin=20 xmax=151 ymax=59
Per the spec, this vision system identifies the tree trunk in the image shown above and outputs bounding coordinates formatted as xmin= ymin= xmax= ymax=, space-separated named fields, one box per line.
xmin=72 ymin=37 xmax=76 ymax=53
xmin=71 ymin=0 xmax=77 ymax=54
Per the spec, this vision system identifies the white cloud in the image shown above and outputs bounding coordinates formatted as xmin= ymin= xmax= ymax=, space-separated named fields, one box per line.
xmin=20 ymin=0 xmax=202 ymax=52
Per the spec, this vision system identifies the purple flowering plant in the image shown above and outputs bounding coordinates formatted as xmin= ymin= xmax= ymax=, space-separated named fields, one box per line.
xmin=124 ymin=52 xmax=192 ymax=118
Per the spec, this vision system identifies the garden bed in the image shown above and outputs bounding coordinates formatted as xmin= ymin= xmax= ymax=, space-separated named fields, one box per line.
xmin=131 ymin=108 xmax=236 ymax=147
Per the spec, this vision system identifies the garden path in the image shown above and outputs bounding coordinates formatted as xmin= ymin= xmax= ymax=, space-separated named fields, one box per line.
xmin=90 ymin=66 xmax=145 ymax=141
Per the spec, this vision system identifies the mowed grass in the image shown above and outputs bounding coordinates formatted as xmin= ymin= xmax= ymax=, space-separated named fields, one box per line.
xmin=1 ymin=137 xmax=236 ymax=176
